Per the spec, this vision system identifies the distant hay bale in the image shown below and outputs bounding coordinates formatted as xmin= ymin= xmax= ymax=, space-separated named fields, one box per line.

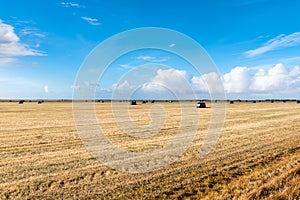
xmin=130 ymin=100 xmax=137 ymax=105
xmin=169 ymin=100 xmax=173 ymax=103
xmin=230 ymin=101 xmax=234 ymax=104
xmin=297 ymin=100 xmax=300 ymax=104
xmin=271 ymin=100 xmax=274 ymax=103
xmin=252 ymin=101 xmax=256 ymax=103
xmin=151 ymin=100 xmax=155 ymax=103
xmin=282 ymin=100 xmax=286 ymax=103
xmin=142 ymin=100 xmax=147 ymax=104
xmin=19 ymin=100 xmax=25 ymax=104
xmin=197 ymin=102 xmax=206 ymax=108
xmin=38 ymin=100 xmax=43 ymax=104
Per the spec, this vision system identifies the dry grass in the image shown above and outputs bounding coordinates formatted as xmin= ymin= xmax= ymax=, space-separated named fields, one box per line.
xmin=0 ymin=101 xmax=299 ymax=199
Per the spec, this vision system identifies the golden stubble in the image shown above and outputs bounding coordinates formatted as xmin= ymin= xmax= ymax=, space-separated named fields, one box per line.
xmin=0 ymin=101 xmax=299 ymax=199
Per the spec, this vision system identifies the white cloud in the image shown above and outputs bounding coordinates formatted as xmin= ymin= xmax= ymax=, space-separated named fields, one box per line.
xmin=81 ymin=17 xmax=101 ymax=26
xmin=136 ymin=56 xmax=168 ymax=63
xmin=223 ymin=67 xmax=251 ymax=93
xmin=191 ymin=63 xmax=300 ymax=97
xmin=99 ymin=64 xmax=300 ymax=100
xmin=245 ymin=32 xmax=300 ymax=57
xmin=44 ymin=85 xmax=49 ymax=93
xmin=0 ymin=19 xmax=45 ymax=66
xmin=192 ymin=72 xmax=224 ymax=94
xmin=60 ymin=2 xmax=80 ymax=8
xmin=169 ymin=43 xmax=176 ymax=48
xmin=141 ymin=69 xmax=195 ymax=98
xmin=111 ymin=80 xmax=137 ymax=99
xmin=20 ymin=27 xmax=46 ymax=38
xmin=137 ymin=56 xmax=155 ymax=61
xmin=113 ymin=80 xmax=136 ymax=93
xmin=250 ymin=63 xmax=290 ymax=91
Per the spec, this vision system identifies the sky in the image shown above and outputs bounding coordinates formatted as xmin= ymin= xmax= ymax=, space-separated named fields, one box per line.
xmin=0 ymin=0 xmax=300 ymax=100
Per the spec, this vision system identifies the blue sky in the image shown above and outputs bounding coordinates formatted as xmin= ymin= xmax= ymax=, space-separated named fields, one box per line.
xmin=0 ymin=0 xmax=300 ymax=99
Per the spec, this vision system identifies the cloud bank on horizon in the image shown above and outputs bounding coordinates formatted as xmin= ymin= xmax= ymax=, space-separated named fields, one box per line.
xmin=100 ymin=63 xmax=300 ymax=100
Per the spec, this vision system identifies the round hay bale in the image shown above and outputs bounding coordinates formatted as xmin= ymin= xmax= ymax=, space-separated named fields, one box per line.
xmin=19 ymin=100 xmax=25 ymax=104
xmin=130 ymin=100 xmax=137 ymax=105
xmin=197 ymin=102 xmax=206 ymax=108
xmin=252 ymin=100 xmax=256 ymax=103
xmin=230 ymin=101 xmax=234 ymax=104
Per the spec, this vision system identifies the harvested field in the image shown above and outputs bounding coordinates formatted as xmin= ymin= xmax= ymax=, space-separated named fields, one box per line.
xmin=0 ymin=101 xmax=299 ymax=199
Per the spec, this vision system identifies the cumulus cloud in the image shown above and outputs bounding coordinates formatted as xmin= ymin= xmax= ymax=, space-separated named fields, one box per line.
xmin=245 ymin=32 xmax=300 ymax=57
xmin=101 ymin=64 xmax=300 ymax=100
xmin=192 ymin=72 xmax=224 ymax=94
xmin=220 ymin=64 xmax=300 ymax=95
xmin=81 ymin=17 xmax=101 ymax=26
xmin=0 ymin=19 xmax=45 ymax=66
xmin=141 ymin=69 xmax=194 ymax=98
xmin=223 ymin=67 xmax=251 ymax=93
xmin=113 ymin=80 xmax=136 ymax=94
xmin=191 ymin=63 xmax=300 ymax=98
xmin=250 ymin=63 xmax=290 ymax=91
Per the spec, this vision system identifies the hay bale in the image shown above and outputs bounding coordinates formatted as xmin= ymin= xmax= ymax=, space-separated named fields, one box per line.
xmin=19 ymin=100 xmax=25 ymax=104
xmin=38 ymin=100 xmax=43 ymax=104
xmin=297 ymin=100 xmax=300 ymax=104
xmin=271 ymin=100 xmax=274 ymax=103
xmin=197 ymin=102 xmax=206 ymax=108
xmin=252 ymin=100 xmax=256 ymax=103
xmin=230 ymin=101 xmax=234 ymax=104
xmin=142 ymin=100 xmax=147 ymax=104
xmin=130 ymin=100 xmax=137 ymax=105
xmin=151 ymin=100 xmax=155 ymax=103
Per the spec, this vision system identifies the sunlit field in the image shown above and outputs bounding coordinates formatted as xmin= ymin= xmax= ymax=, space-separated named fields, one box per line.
xmin=0 ymin=101 xmax=299 ymax=199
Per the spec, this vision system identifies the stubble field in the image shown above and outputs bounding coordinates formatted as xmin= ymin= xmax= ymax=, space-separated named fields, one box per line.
xmin=0 ymin=101 xmax=299 ymax=199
